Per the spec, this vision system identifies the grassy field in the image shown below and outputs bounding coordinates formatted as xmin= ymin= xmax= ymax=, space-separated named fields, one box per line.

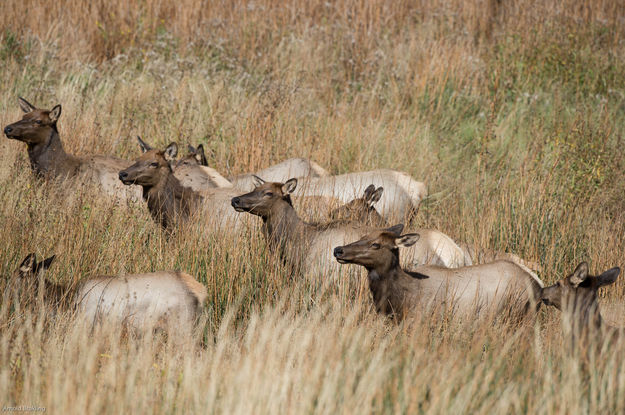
xmin=1 ymin=0 xmax=625 ymax=413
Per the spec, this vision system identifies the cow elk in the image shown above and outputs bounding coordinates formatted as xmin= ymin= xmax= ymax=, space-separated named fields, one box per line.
xmin=332 ymin=186 xmax=541 ymax=271
xmin=291 ymin=169 xmax=427 ymax=223
xmin=3 ymin=97 xmax=141 ymax=201
xmin=330 ymin=184 xmax=386 ymax=227
xmin=333 ymin=227 xmax=544 ymax=320
xmin=119 ymin=142 xmax=244 ymax=231
xmin=541 ymin=262 xmax=622 ymax=345
xmin=231 ymin=177 xmax=469 ymax=278
xmin=12 ymin=253 xmax=207 ymax=335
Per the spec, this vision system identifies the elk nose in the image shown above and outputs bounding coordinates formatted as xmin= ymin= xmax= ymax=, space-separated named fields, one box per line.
xmin=333 ymin=247 xmax=344 ymax=257
xmin=4 ymin=126 xmax=12 ymax=135
xmin=231 ymin=197 xmax=240 ymax=207
xmin=118 ymin=171 xmax=128 ymax=181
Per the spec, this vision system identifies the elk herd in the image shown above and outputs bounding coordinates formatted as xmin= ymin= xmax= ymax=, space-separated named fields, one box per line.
xmin=3 ymin=97 xmax=622 ymax=347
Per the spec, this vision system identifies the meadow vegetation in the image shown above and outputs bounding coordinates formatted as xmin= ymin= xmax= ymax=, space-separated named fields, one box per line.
xmin=1 ymin=0 xmax=625 ymax=413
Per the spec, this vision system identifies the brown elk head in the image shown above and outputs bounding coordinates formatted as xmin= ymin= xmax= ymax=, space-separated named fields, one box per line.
xmin=231 ymin=176 xmax=297 ymax=218
xmin=329 ymin=184 xmax=384 ymax=225
xmin=175 ymin=144 xmax=208 ymax=168
xmin=541 ymin=262 xmax=620 ymax=313
xmin=4 ymin=97 xmax=62 ymax=145
xmin=333 ymin=224 xmax=419 ymax=271
xmin=119 ymin=142 xmax=178 ymax=188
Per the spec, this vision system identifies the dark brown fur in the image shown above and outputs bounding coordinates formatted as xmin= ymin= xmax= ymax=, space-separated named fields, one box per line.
xmin=333 ymin=225 xmax=419 ymax=318
xmin=329 ymin=184 xmax=386 ymax=226
xmin=541 ymin=262 xmax=621 ymax=345
xmin=119 ymin=144 xmax=202 ymax=229
xmin=12 ymin=253 xmax=67 ymax=308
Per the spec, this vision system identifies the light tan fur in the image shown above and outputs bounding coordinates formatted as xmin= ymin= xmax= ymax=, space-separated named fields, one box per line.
xmin=75 ymin=271 xmax=207 ymax=333
xmin=292 ymin=169 xmax=427 ymax=222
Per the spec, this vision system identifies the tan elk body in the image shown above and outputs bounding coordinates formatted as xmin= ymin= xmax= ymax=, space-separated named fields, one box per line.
xmin=14 ymin=254 xmax=206 ymax=333
xmin=333 ymin=227 xmax=544 ymax=319
xmin=333 ymin=186 xmax=540 ymax=271
xmin=3 ymin=98 xmax=141 ymax=201
xmin=232 ymin=158 xmax=330 ymax=190
xmin=292 ymin=170 xmax=427 ymax=222
xmin=329 ymin=186 xmax=471 ymax=268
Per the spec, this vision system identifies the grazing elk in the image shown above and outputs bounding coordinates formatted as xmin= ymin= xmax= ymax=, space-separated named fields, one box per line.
xmin=3 ymin=97 xmax=140 ymax=201
xmin=230 ymin=177 xmax=467 ymax=277
xmin=333 ymin=227 xmax=544 ymax=320
xmin=119 ymin=142 xmax=243 ymax=230
xmin=541 ymin=262 xmax=622 ymax=345
xmin=12 ymin=253 xmax=207 ymax=334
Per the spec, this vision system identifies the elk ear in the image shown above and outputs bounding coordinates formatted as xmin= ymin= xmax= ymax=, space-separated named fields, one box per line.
xmin=597 ymin=267 xmax=620 ymax=287
xmin=195 ymin=144 xmax=208 ymax=166
xmin=252 ymin=175 xmax=265 ymax=187
xmin=282 ymin=178 xmax=298 ymax=194
xmin=385 ymin=224 xmax=404 ymax=236
xmin=363 ymin=184 xmax=376 ymax=200
xmin=570 ymin=262 xmax=589 ymax=286
xmin=137 ymin=136 xmax=152 ymax=153
xmin=18 ymin=253 xmax=37 ymax=275
xmin=396 ymin=233 xmax=420 ymax=248
xmin=18 ymin=97 xmax=36 ymax=113
xmin=370 ymin=187 xmax=383 ymax=204
xmin=49 ymin=105 xmax=62 ymax=122
xmin=164 ymin=142 xmax=178 ymax=161
xmin=39 ymin=255 xmax=56 ymax=272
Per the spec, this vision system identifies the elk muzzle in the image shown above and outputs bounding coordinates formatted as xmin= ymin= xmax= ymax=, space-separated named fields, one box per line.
xmin=333 ymin=246 xmax=349 ymax=264
xmin=231 ymin=197 xmax=245 ymax=212
xmin=119 ymin=170 xmax=132 ymax=184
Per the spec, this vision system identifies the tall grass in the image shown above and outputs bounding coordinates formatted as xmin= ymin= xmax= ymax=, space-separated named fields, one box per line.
xmin=1 ymin=0 xmax=625 ymax=413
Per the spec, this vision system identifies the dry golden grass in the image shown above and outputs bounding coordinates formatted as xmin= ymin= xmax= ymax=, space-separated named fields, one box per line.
xmin=2 ymin=0 xmax=625 ymax=413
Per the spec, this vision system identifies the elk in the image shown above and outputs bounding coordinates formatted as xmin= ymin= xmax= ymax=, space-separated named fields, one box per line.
xmin=328 ymin=186 xmax=469 ymax=268
xmin=12 ymin=253 xmax=207 ymax=334
xmin=231 ymin=158 xmax=330 ymax=190
xmin=291 ymin=170 xmax=427 ymax=223
xmin=11 ymin=253 xmax=63 ymax=307
xmin=171 ymin=140 xmax=330 ymax=191
xmin=541 ymin=262 xmax=621 ymax=344
xmin=119 ymin=142 xmax=244 ymax=230
xmin=332 ymin=186 xmax=541 ymax=271
xmin=329 ymin=184 xmax=386 ymax=226
xmin=230 ymin=177 xmax=467 ymax=277
xmin=333 ymin=227 xmax=544 ymax=320
xmin=3 ymin=97 xmax=141 ymax=201
xmin=136 ymin=138 xmax=234 ymax=191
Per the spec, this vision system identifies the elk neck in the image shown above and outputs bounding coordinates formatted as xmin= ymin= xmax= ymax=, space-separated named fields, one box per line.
xmin=27 ymin=127 xmax=81 ymax=178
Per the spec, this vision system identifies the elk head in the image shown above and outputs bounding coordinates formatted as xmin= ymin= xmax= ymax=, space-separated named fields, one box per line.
xmin=4 ymin=97 xmax=62 ymax=145
xmin=231 ymin=176 xmax=297 ymax=218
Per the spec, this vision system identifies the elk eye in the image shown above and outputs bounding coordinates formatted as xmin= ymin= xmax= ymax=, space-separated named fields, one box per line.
xmin=264 ymin=192 xmax=274 ymax=197
xmin=35 ymin=120 xmax=42 ymax=125
xmin=150 ymin=162 xmax=159 ymax=168
xmin=371 ymin=243 xmax=381 ymax=249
